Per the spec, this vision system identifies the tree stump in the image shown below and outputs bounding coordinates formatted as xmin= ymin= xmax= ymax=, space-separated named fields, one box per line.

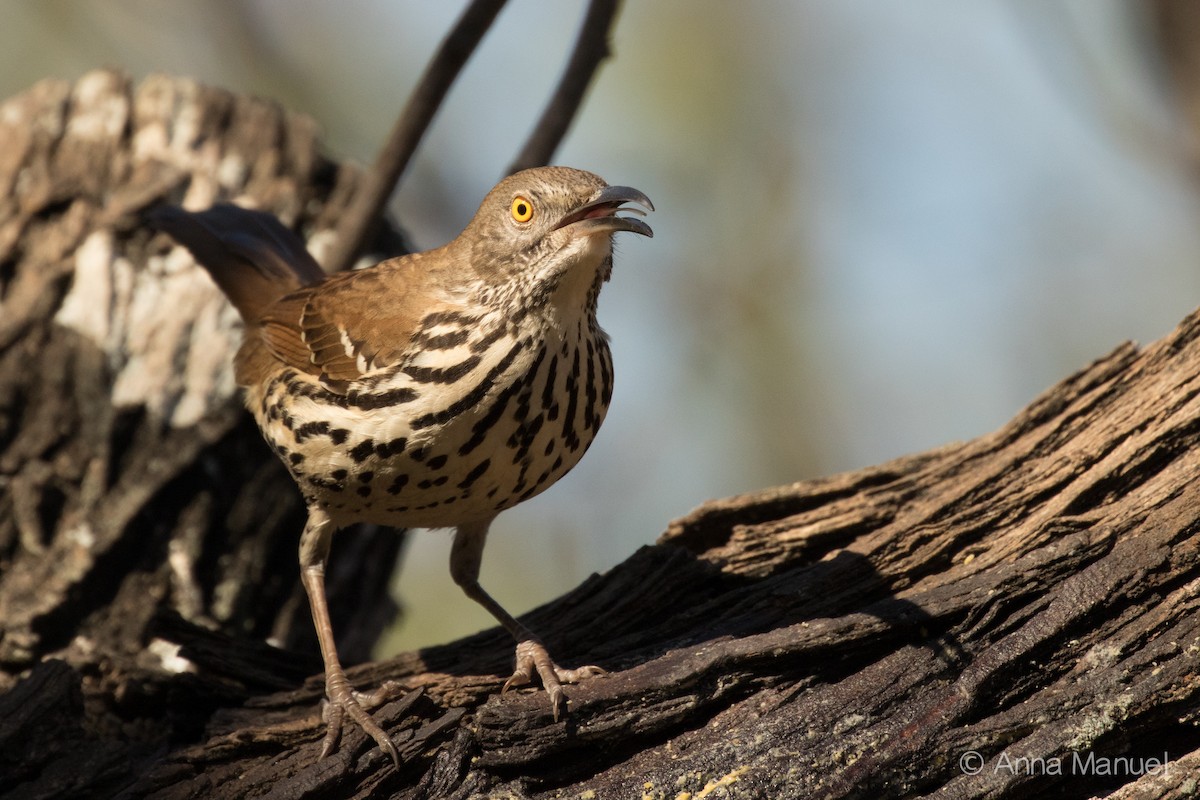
xmin=2 ymin=71 xmax=1198 ymax=800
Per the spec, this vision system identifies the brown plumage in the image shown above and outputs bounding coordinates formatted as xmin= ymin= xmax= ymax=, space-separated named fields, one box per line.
xmin=150 ymin=166 xmax=653 ymax=765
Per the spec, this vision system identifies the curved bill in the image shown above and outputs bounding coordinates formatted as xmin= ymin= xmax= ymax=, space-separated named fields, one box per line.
xmin=555 ymin=185 xmax=654 ymax=238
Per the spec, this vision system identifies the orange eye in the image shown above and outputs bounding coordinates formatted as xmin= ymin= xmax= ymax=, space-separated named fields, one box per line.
xmin=511 ymin=196 xmax=534 ymax=223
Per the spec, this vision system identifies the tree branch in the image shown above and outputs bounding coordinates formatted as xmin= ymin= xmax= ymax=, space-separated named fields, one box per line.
xmin=507 ymin=0 xmax=623 ymax=175
xmin=323 ymin=0 xmax=509 ymax=274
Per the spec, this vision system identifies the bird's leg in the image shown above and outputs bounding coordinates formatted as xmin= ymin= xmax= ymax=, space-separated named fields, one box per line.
xmin=450 ymin=519 xmax=605 ymax=720
xmin=300 ymin=507 xmax=400 ymax=766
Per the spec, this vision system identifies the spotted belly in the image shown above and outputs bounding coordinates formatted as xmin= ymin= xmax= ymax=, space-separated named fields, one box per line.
xmin=248 ymin=329 xmax=613 ymax=530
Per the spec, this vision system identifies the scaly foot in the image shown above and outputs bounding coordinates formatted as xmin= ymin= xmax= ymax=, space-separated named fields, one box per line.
xmin=501 ymin=638 xmax=606 ymax=720
xmin=320 ymin=676 xmax=404 ymax=766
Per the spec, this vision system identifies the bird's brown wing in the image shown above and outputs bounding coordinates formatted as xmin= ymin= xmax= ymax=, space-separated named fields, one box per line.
xmin=253 ymin=253 xmax=447 ymax=389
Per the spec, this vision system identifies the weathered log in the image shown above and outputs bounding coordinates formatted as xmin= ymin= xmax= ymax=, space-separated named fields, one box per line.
xmin=2 ymin=71 xmax=1199 ymax=800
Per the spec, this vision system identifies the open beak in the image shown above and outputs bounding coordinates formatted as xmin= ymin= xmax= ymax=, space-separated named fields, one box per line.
xmin=554 ymin=185 xmax=654 ymax=238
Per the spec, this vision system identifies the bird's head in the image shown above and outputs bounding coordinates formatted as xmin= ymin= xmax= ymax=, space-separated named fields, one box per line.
xmin=459 ymin=166 xmax=653 ymax=316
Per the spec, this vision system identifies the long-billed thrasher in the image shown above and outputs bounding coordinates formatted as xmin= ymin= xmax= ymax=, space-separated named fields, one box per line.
xmin=150 ymin=166 xmax=653 ymax=764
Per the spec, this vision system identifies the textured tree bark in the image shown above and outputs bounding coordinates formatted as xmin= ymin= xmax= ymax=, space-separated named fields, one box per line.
xmin=0 ymin=70 xmax=407 ymax=795
xmin=3 ymin=72 xmax=1200 ymax=800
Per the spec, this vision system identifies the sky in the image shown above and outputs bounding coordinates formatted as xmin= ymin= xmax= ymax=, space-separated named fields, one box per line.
xmin=4 ymin=1 xmax=1199 ymax=650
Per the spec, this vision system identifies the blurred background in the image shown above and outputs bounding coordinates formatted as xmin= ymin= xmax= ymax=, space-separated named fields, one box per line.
xmin=5 ymin=1 xmax=1200 ymax=652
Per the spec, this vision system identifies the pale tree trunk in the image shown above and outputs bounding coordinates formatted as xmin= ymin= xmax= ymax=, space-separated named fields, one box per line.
xmin=0 ymin=70 xmax=406 ymax=791
xmin=2 ymin=71 xmax=1200 ymax=800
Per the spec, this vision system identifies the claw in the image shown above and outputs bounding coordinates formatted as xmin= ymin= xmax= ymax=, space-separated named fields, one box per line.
xmin=319 ymin=701 xmax=343 ymax=760
xmin=320 ymin=679 xmax=403 ymax=767
xmin=502 ymin=671 xmax=532 ymax=693
xmin=548 ymin=686 xmax=565 ymax=722
xmin=504 ymin=639 xmax=605 ymax=720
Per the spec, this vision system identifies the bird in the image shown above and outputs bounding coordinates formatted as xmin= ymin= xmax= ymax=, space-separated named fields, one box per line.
xmin=149 ymin=166 xmax=653 ymax=765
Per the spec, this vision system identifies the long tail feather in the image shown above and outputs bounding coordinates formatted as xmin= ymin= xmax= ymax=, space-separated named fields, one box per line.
xmin=148 ymin=203 xmax=326 ymax=323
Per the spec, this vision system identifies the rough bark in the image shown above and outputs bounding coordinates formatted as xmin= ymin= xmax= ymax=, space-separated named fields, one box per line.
xmin=3 ymin=72 xmax=1200 ymax=800
xmin=0 ymin=68 xmax=406 ymax=779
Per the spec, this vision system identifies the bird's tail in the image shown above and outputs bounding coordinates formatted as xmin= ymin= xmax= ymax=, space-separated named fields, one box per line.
xmin=148 ymin=203 xmax=326 ymax=322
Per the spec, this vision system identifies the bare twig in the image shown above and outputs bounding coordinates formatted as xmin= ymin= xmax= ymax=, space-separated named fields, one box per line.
xmin=324 ymin=0 xmax=509 ymax=273
xmin=507 ymin=0 xmax=623 ymax=175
